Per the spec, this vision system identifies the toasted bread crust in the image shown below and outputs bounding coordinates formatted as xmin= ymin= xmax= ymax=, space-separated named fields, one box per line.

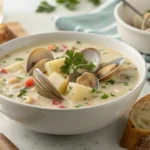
xmin=120 ymin=94 xmax=150 ymax=150
xmin=0 ymin=24 xmax=17 ymax=44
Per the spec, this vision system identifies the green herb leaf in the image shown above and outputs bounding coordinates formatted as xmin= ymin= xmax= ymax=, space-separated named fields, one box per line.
xmin=18 ymin=88 xmax=27 ymax=97
xmin=75 ymin=104 xmax=83 ymax=108
xmin=107 ymin=79 xmax=115 ymax=85
xmin=111 ymin=93 xmax=115 ymax=97
xmin=15 ymin=58 xmax=24 ymax=61
xmin=101 ymin=93 xmax=109 ymax=99
xmin=124 ymin=82 xmax=128 ymax=86
xmin=76 ymin=41 xmax=81 ymax=44
xmin=88 ymin=0 xmax=101 ymax=5
xmin=60 ymin=50 xmax=95 ymax=74
xmin=36 ymin=1 xmax=55 ymax=13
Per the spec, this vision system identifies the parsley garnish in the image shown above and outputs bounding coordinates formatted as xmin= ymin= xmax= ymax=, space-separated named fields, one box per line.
xmin=89 ymin=0 xmax=101 ymax=5
xmin=91 ymin=88 xmax=97 ymax=93
xmin=57 ymin=0 xmax=79 ymax=10
xmin=76 ymin=41 xmax=81 ymax=44
xmin=17 ymin=88 xmax=27 ymax=97
xmin=17 ymin=77 xmax=23 ymax=79
xmin=101 ymin=93 xmax=109 ymax=99
xmin=36 ymin=1 xmax=55 ymax=13
xmin=75 ymin=104 xmax=83 ymax=108
xmin=111 ymin=93 xmax=115 ymax=97
xmin=52 ymin=47 xmax=59 ymax=52
xmin=60 ymin=50 xmax=95 ymax=74
xmin=107 ymin=79 xmax=115 ymax=85
xmin=124 ymin=82 xmax=128 ymax=86
xmin=15 ymin=58 xmax=24 ymax=61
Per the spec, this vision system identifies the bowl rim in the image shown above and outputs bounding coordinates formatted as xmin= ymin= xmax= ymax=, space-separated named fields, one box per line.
xmin=0 ymin=31 xmax=147 ymax=111
xmin=114 ymin=2 xmax=150 ymax=35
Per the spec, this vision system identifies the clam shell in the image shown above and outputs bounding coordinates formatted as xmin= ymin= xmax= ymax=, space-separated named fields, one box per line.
xmin=141 ymin=12 xmax=150 ymax=30
xmin=79 ymin=48 xmax=101 ymax=73
xmin=26 ymin=48 xmax=54 ymax=73
xmin=97 ymin=57 xmax=125 ymax=81
xmin=33 ymin=68 xmax=64 ymax=100
xmin=76 ymin=72 xmax=99 ymax=90
xmin=29 ymin=58 xmax=51 ymax=75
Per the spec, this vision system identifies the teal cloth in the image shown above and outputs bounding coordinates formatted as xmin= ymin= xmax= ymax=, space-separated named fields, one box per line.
xmin=54 ymin=0 xmax=150 ymax=78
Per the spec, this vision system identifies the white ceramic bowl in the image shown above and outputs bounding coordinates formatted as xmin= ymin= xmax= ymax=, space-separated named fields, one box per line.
xmin=0 ymin=32 xmax=147 ymax=135
xmin=114 ymin=0 xmax=150 ymax=54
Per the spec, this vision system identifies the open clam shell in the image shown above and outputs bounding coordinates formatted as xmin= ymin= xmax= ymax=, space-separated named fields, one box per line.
xmin=29 ymin=58 xmax=51 ymax=76
xmin=26 ymin=48 xmax=54 ymax=73
xmin=33 ymin=68 xmax=64 ymax=100
xmin=141 ymin=12 xmax=150 ymax=30
xmin=78 ymin=48 xmax=101 ymax=73
xmin=76 ymin=72 xmax=100 ymax=90
xmin=97 ymin=57 xmax=125 ymax=81
xmin=133 ymin=14 xmax=143 ymax=29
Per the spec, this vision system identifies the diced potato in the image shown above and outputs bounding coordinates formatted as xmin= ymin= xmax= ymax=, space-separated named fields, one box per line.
xmin=4 ymin=62 xmax=24 ymax=72
xmin=7 ymin=77 xmax=20 ymax=84
xmin=66 ymin=82 xmax=92 ymax=102
xmin=48 ymin=72 xmax=68 ymax=94
xmin=24 ymin=97 xmax=34 ymax=104
xmin=44 ymin=58 xmax=65 ymax=75
xmin=0 ymin=78 xmax=4 ymax=85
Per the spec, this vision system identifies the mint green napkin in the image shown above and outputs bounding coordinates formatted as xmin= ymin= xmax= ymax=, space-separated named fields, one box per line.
xmin=54 ymin=0 xmax=150 ymax=78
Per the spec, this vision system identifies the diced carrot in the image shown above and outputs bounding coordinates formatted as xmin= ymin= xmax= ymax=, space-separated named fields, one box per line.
xmin=59 ymin=105 xmax=66 ymax=108
xmin=48 ymin=45 xmax=55 ymax=51
xmin=52 ymin=100 xmax=62 ymax=105
xmin=0 ymin=69 xmax=7 ymax=73
xmin=25 ymin=78 xmax=34 ymax=87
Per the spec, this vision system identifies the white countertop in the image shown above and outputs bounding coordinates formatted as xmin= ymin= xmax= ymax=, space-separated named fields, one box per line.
xmin=1 ymin=0 xmax=150 ymax=150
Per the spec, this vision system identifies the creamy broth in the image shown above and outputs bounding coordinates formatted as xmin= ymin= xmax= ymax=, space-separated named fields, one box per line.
xmin=0 ymin=41 xmax=139 ymax=108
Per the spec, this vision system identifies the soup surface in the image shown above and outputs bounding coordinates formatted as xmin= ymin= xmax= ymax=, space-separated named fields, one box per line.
xmin=0 ymin=41 xmax=139 ymax=108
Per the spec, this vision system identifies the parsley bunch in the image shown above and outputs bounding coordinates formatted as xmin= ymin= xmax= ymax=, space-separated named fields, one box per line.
xmin=60 ymin=50 xmax=95 ymax=74
xmin=36 ymin=1 xmax=55 ymax=13
xmin=36 ymin=0 xmax=101 ymax=13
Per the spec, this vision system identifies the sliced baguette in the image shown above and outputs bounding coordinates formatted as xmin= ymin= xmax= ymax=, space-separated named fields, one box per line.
xmin=120 ymin=94 xmax=150 ymax=150
xmin=0 ymin=24 xmax=17 ymax=44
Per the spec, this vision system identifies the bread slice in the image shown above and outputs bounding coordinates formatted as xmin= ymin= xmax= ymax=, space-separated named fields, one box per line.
xmin=0 ymin=24 xmax=17 ymax=44
xmin=120 ymin=94 xmax=150 ymax=150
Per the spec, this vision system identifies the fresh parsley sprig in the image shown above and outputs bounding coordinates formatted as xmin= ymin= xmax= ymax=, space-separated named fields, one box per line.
xmin=60 ymin=50 xmax=95 ymax=75
xmin=36 ymin=1 xmax=55 ymax=13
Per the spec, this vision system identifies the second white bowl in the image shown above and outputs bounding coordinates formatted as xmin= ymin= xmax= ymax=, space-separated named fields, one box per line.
xmin=114 ymin=0 xmax=150 ymax=54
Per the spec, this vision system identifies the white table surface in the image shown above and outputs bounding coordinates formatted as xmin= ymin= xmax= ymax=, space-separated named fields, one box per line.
xmin=1 ymin=0 xmax=150 ymax=150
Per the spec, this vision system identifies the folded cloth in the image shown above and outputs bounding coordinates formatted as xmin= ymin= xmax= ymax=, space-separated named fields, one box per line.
xmin=54 ymin=0 xmax=150 ymax=78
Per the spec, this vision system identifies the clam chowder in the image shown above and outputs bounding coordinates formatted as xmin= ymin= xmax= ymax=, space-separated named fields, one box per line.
xmin=0 ymin=41 xmax=139 ymax=108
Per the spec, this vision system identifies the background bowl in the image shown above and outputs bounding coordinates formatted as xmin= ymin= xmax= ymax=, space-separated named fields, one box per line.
xmin=114 ymin=0 xmax=150 ymax=54
xmin=0 ymin=32 xmax=147 ymax=135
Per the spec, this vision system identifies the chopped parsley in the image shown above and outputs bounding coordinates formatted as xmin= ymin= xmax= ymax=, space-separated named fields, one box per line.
xmin=124 ymin=82 xmax=128 ymax=86
xmin=52 ymin=47 xmax=59 ymax=52
xmin=17 ymin=88 xmax=27 ymax=97
xmin=91 ymin=88 xmax=97 ymax=93
xmin=101 ymin=93 xmax=109 ymax=99
xmin=75 ymin=104 xmax=83 ymax=108
xmin=125 ymin=76 xmax=130 ymax=80
xmin=76 ymin=41 xmax=81 ymax=44
xmin=102 ymin=86 xmax=106 ymax=88
xmin=3 ymin=78 xmax=6 ymax=81
xmin=15 ymin=58 xmax=24 ymax=61
xmin=84 ymin=98 xmax=87 ymax=100
xmin=2 ymin=61 xmax=6 ymax=63
xmin=129 ymin=89 xmax=132 ymax=91
xmin=36 ymin=1 xmax=55 ymax=13
xmin=107 ymin=79 xmax=115 ymax=85
xmin=111 ymin=93 xmax=115 ymax=97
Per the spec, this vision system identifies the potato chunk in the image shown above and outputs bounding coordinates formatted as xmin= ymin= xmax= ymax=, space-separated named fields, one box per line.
xmin=4 ymin=62 xmax=24 ymax=72
xmin=66 ymin=82 xmax=92 ymax=102
xmin=48 ymin=72 xmax=68 ymax=94
xmin=44 ymin=58 xmax=65 ymax=75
